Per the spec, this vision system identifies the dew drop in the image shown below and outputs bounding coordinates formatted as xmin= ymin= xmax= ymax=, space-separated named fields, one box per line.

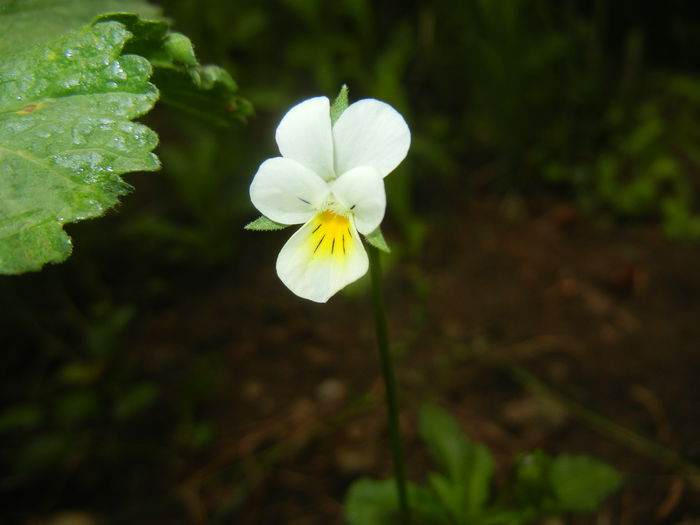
xmin=109 ymin=62 xmax=127 ymax=80
xmin=71 ymin=124 xmax=91 ymax=145
xmin=62 ymin=78 xmax=80 ymax=89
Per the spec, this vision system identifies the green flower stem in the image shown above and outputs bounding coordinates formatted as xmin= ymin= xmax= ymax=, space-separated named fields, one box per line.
xmin=368 ymin=245 xmax=411 ymax=525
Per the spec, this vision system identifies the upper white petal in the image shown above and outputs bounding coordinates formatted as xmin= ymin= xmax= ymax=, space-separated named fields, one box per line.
xmin=332 ymin=98 xmax=411 ymax=178
xmin=331 ymin=166 xmax=386 ymax=235
xmin=250 ymin=157 xmax=329 ymax=225
xmin=275 ymin=96 xmax=335 ymax=181
xmin=276 ymin=217 xmax=368 ymax=303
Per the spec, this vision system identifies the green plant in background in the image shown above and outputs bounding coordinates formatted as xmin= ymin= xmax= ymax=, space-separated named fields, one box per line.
xmin=0 ymin=297 xmax=223 ymax=502
xmin=546 ymin=73 xmax=700 ymax=239
xmin=345 ymin=404 xmax=622 ymax=525
xmin=0 ymin=304 xmax=157 ymax=479
xmin=0 ymin=0 xmax=250 ymax=274
xmin=154 ymin=0 xmax=700 ymax=249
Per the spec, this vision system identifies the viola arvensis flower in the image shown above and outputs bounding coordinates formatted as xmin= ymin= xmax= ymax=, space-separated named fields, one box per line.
xmin=249 ymin=95 xmax=410 ymax=302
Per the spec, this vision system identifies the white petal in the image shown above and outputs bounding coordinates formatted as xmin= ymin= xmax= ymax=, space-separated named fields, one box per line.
xmin=276 ymin=212 xmax=368 ymax=303
xmin=275 ymin=96 xmax=335 ymax=181
xmin=332 ymin=98 xmax=410 ymax=178
xmin=331 ymin=166 xmax=385 ymax=235
xmin=250 ymin=157 xmax=329 ymax=225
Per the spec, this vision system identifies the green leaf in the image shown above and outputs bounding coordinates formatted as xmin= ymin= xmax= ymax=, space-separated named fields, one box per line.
xmin=16 ymin=433 xmax=72 ymax=471
xmin=365 ymin=226 xmax=391 ymax=253
xmin=153 ymin=65 xmax=253 ymax=126
xmin=330 ymin=84 xmax=349 ymax=124
xmin=0 ymin=21 xmax=159 ymax=274
xmin=549 ymin=454 xmax=622 ymax=513
xmin=514 ymin=450 xmax=553 ymax=510
xmin=95 ymin=13 xmax=253 ymax=126
xmin=113 ymin=382 xmax=159 ymax=420
xmin=245 ymin=215 xmax=291 ymax=231
xmin=0 ymin=0 xmax=161 ymax=56
xmin=54 ymin=390 xmax=100 ymax=424
xmin=427 ymin=472 xmax=462 ymax=522
xmin=162 ymin=32 xmax=198 ymax=67
xmin=419 ymin=404 xmax=494 ymax=520
xmin=514 ymin=451 xmax=621 ymax=516
xmin=344 ymin=478 xmax=450 ymax=525
xmin=0 ymin=404 xmax=44 ymax=432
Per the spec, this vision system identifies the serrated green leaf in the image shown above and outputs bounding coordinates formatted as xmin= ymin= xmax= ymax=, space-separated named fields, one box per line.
xmin=95 ymin=13 xmax=253 ymax=126
xmin=549 ymin=454 xmax=621 ymax=513
xmin=0 ymin=0 xmax=161 ymax=56
xmin=0 ymin=21 xmax=159 ymax=274
xmin=330 ymin=84 xmax=349 ymax=124
xmin=162 ymin=32 xmax=198 ymax=66
xmin=153 ymin=65 xmax=253 ymax=126
xmin=93 ymin=12 xmax=169 ymax=60
xmin=365 ymin=226 xmax=391 ymax=253
xmin=245 ymin=215 xmax=291 ymax=231
xmin=419 ymin=404 xmax=493 ymax=520
xmin=344 ymin=478 xmax=450 ymax=525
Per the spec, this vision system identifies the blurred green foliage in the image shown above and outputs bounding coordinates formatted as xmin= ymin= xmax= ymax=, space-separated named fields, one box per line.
xmin=345 ymin=405 xmax=621 ymax=524
xmin=0 ymin=274 xmax=226 ymax=518
xmin=139 ymin=0 xmax=700 ymax=256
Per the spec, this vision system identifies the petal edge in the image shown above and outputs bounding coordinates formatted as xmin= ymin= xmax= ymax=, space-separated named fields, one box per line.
xmin=250 ymin=157 xmax=329 ymax=225
xmin=332 ymin=98 xmax=410 ymax=178
xmin=276 ymin=96 xmax=335 ymax=181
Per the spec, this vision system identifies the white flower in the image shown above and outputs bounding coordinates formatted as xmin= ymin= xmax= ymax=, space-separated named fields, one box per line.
xmin=250 ymin=96 xmax=410 ymax=303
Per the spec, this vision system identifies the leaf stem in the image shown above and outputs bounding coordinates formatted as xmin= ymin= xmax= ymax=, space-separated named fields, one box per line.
xmin=368 ymin=246 xmax=411 ymax=525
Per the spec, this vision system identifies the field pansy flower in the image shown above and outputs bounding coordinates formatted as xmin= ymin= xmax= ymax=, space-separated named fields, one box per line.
xmin=250 ymin=95 xmax=410 ymax=303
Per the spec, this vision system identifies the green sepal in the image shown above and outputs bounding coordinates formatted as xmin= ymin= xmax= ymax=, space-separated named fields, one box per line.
xmin=364 ymin=227 xmax=391 ymax=253
xmin=330 ymin=84 xmax=349 ymax=124
xmin=245 ymin=216 xmax=291 ymax=231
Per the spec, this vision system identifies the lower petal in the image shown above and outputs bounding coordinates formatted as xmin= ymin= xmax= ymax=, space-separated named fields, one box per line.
xmin=276 ymin=211 xmax=368 ymax=303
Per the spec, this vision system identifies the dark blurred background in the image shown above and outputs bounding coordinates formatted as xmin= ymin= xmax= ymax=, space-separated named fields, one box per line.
xmin=2 ymin=1 xmax=700 ymax=523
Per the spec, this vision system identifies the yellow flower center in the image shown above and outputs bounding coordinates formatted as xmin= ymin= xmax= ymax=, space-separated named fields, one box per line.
xmin=307 ymin=210 xmax=354 ymax=259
